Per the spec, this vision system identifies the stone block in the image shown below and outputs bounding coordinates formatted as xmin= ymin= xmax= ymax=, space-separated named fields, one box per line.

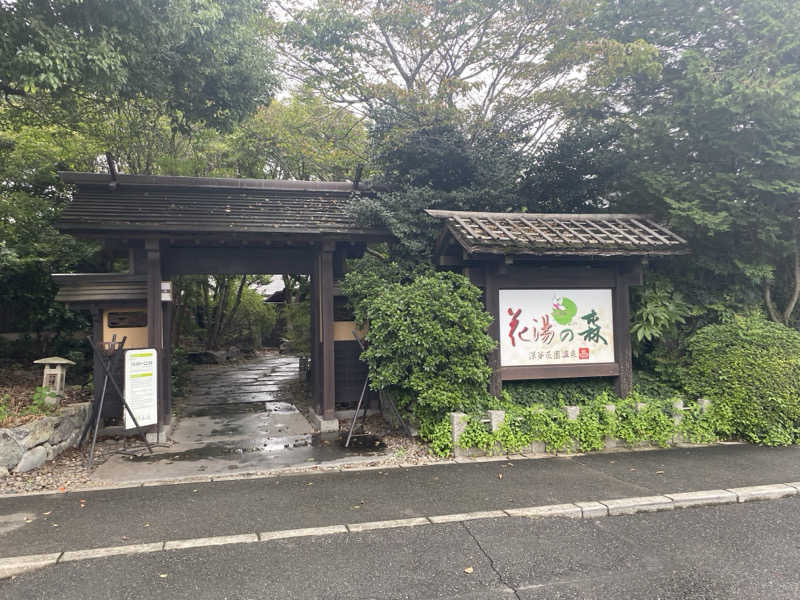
xmin=523 ymin=441 xmax=546 ymax=454
xmin=697 ymin=397 xmax=712 ymax=413
xmin=635 ymin=402 xmax=647 ymax=413
xmin=14 ymin=446 xmax=48 ymax=473
xmin=49 ymin=416 xmax=78 ymax=445
xmin=12 ymin=418 xmax=57 ymax=449
xmin=604 ymin=404 xmax=616 ymax=414
xmin=450 ymin=412 xmax=471 ymax=458
xmin=0 ymin=430 xmax=23 ymax=469
xmin=665 ymin=489 xmax=737 ymax=508
xmin=505 ymin=504 xmax=582 ymax=519
xmin=0 ymin=466 xmax=9 ymax=478
xmin=43 ymin=442 xmax=55 ymax=461
xmin=604 ymin=437 xmax=619 ymax=450
xmin=575 ymin=501 xmax=608 ymax=518
xmin=727 ymin=484 xmax=797 ymax=503
xmin=487 ymin=410 xmax=505 ymax=432
xmin=563 ymin=405 xmax=580 ymax=420
xmin=602 ymin=495 xmax=674 ymax=515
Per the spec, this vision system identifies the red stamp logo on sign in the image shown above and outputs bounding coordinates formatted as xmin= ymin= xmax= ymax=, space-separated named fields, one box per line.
xmin=578 ymin=347 xmax=590 ymax=360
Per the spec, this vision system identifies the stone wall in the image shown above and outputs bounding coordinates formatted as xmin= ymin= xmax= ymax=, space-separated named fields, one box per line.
xmin=0 ymin=403 xmax=90 ymax=477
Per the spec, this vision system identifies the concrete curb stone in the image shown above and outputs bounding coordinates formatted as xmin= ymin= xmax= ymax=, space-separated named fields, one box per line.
xmin=601 ymin=495 xmax=674 ymax=516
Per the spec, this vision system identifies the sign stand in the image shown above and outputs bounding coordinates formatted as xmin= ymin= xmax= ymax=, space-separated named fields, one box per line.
xmin=84 ymin=336 xmax=153 ymax=470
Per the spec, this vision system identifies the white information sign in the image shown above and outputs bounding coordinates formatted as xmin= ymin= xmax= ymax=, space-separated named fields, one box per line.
xmin=499 ymin=289 xmax=615 ymax=367
xmin=124 ymin=348 xmax=158 ymax=429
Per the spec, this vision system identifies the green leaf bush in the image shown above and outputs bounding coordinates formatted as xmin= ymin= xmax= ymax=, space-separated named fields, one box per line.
xmin=343 ymin=261 xmax=496 ymax=441
xmin=681 ymin=314 xmax=800 ymax=446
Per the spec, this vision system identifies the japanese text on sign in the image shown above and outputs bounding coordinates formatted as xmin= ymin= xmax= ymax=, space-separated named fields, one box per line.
xmin=499 ymin=289 xmax=615 ymax=367
xmin=124 ymin=348 xmax=158 ymax=429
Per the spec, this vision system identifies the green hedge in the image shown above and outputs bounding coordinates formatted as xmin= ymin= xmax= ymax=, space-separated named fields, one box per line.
xmin=681 ymin=314 xmax=800 ymax=445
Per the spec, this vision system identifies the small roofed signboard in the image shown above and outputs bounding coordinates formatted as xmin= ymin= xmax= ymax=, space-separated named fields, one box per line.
xmin=500 ymin=289 xmax=615 ymax=367
xmin=124 ymin=348 xmax=158 ymax=429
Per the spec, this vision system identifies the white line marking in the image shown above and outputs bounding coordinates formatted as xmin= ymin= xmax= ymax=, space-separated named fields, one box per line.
xmin=1 ymin=482 xmax=798 ymax=576
xmin=61 ymin=542 xmax=165 ymax=562
xmin=347 ymin=517 xmax=430 ymax=533
xmin=164 ymin=534 xmax=258 ymax=551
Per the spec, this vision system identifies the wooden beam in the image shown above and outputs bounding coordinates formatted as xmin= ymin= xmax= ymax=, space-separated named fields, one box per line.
xmin=319 ymin=246 xmax=336 ymax=419
xmin=145 ymin=239 xmax=164 ymax=427
xmin=485 ymin=265 xmax=502 ymax=397
xmin=613 ymin=266 xmax=633 ymax=397
xmin=145 ymin=239 xmax=163 ymax=349
xmin=501 ymin=363 xmax=620 ymax=380
xmin=163 ymin=247 xmax=314 ymax=277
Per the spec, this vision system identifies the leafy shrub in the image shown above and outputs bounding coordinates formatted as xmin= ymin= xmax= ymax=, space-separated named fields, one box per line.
xmin=344 ymin=263 xmax=495 ymax=436
xmin=171 ymin=346 xmax=192 ymax=397
xmin=613 ymin=392 xmax=675 ymax=447
xmin=681 ymin=314 xmax=800 ymax=445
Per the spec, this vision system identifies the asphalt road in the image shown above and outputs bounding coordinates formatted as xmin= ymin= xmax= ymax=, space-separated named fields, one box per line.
xmin=3 ymin=496 xmax=800 ymax=599
xmin=3 ymin=444 xmax=800 ymax=559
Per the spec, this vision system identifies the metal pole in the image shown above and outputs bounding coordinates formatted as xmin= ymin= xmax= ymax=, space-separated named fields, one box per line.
xmin=87 ymin=336 xmax=153 ymax=454
xmin=87 ymin=374 xmax=109 ymax=471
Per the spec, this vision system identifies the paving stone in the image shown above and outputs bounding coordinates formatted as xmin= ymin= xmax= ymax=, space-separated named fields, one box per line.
xmin=601 ymin=495 xmax=674 ymax=516
xmin=665 ymin=489 xmax=737 ymax=508
xmin=575 ymin=501 xmax=608 ymax=518
xmin=505 ymin=504 xmax=582 ymax=519
xmin=727 ymin=484 xmax=797 ymax=503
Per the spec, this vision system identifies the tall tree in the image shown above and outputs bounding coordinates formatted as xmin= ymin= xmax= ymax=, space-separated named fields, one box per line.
xmin=276 ymin=0 xmax=594 ymax=149
xmin=1 ymin=0 xmax=277 ymax=131
xmin=529 ymin=0 xmax=800 ymax=324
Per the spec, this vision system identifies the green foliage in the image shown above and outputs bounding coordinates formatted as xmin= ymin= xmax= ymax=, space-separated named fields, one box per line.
xmin=0 ymin=395 xmax=10 ymax=423
xmin=503 ymin=378 xmax=614 ymax=408
xmin=25 ymin=386 xmax=56 ymax=415
xmin=677 ymin=401 xmax=719 ymax=445
xmin=171 ymin=346 xmax=192 ymax=398
xmin=682 ymin=315 xmax=800 ymax=446
xmin=345 ymin=263 xmax=495 ymax=437
xmin=631 ymin=277 xmax=692 ymax=356
xmin=281 ymin=300 xmax=311 ymax=357
xmin=572 ymin=394 xmax=616 ymax=452
xmin=1 ymin=0 xmax=277 ymax=130
xmin=421 ymin=417 xmax=453 ymax=458
xmin=613 ymin=393 xmax=675 ymax=448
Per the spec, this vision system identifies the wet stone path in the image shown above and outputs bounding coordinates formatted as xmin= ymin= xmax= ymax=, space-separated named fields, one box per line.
xmin=92 ymin=352 xmax=380 ymax=483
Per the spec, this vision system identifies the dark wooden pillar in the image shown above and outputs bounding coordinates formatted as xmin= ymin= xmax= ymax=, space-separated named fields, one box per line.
xmin=145 ymin=239 xmax=166 ymax=426
xmin=311 ymin=252 xmax=321 ymax=414
xmin=161 ymin=301 xmax=173 ymax=424
xmin=613 ymin=265 xmax=633 ymax=397
xmin=485 ymin=265 xmax=502 ymax=397
xmin=90 ymin=305 xmax=104 ymax=408
xmin=319 ymin=242 xmax=336 ymax=419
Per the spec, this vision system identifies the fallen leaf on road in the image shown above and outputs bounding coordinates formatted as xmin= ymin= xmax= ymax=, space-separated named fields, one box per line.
xmin=630 ymin=468 xmax=636 ymax=472
xmin=143 ymin=523 xmax=151 ymax=527
xmin=305 ymin=482 xmax=313 ymax=486
xmin=42 ymin=511 xmax=51 ymax=516
xmin=52 ymin=524 xmax=59 ymax=527
xmin=497 ymin=473 xmax=503 ymax=480
xmin=159 ymin=574 xmax=168 ymax=579
xmin=656 ymin=470 xmax=664 ymax=475
xmin=464 ymin=567 xmax=474 ymax=574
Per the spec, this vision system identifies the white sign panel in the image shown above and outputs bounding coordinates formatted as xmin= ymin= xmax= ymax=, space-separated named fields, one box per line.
xmin=124 ymin=348 xmax=158 ymax=429
xmin=499 ymin=289 xmax=615 ymax=367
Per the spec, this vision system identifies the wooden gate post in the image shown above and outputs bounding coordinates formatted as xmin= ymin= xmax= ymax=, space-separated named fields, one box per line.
xmin=319 ymin=242 xmax=336 ymax=419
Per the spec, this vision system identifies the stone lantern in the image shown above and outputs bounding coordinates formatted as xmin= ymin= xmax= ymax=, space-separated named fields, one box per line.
xmin=33 ymin=356 xmax=76 ymax=405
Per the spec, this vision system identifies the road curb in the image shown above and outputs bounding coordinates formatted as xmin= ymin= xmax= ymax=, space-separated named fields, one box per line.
xmin=1 ymin=481 xmax=798 ymax=579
